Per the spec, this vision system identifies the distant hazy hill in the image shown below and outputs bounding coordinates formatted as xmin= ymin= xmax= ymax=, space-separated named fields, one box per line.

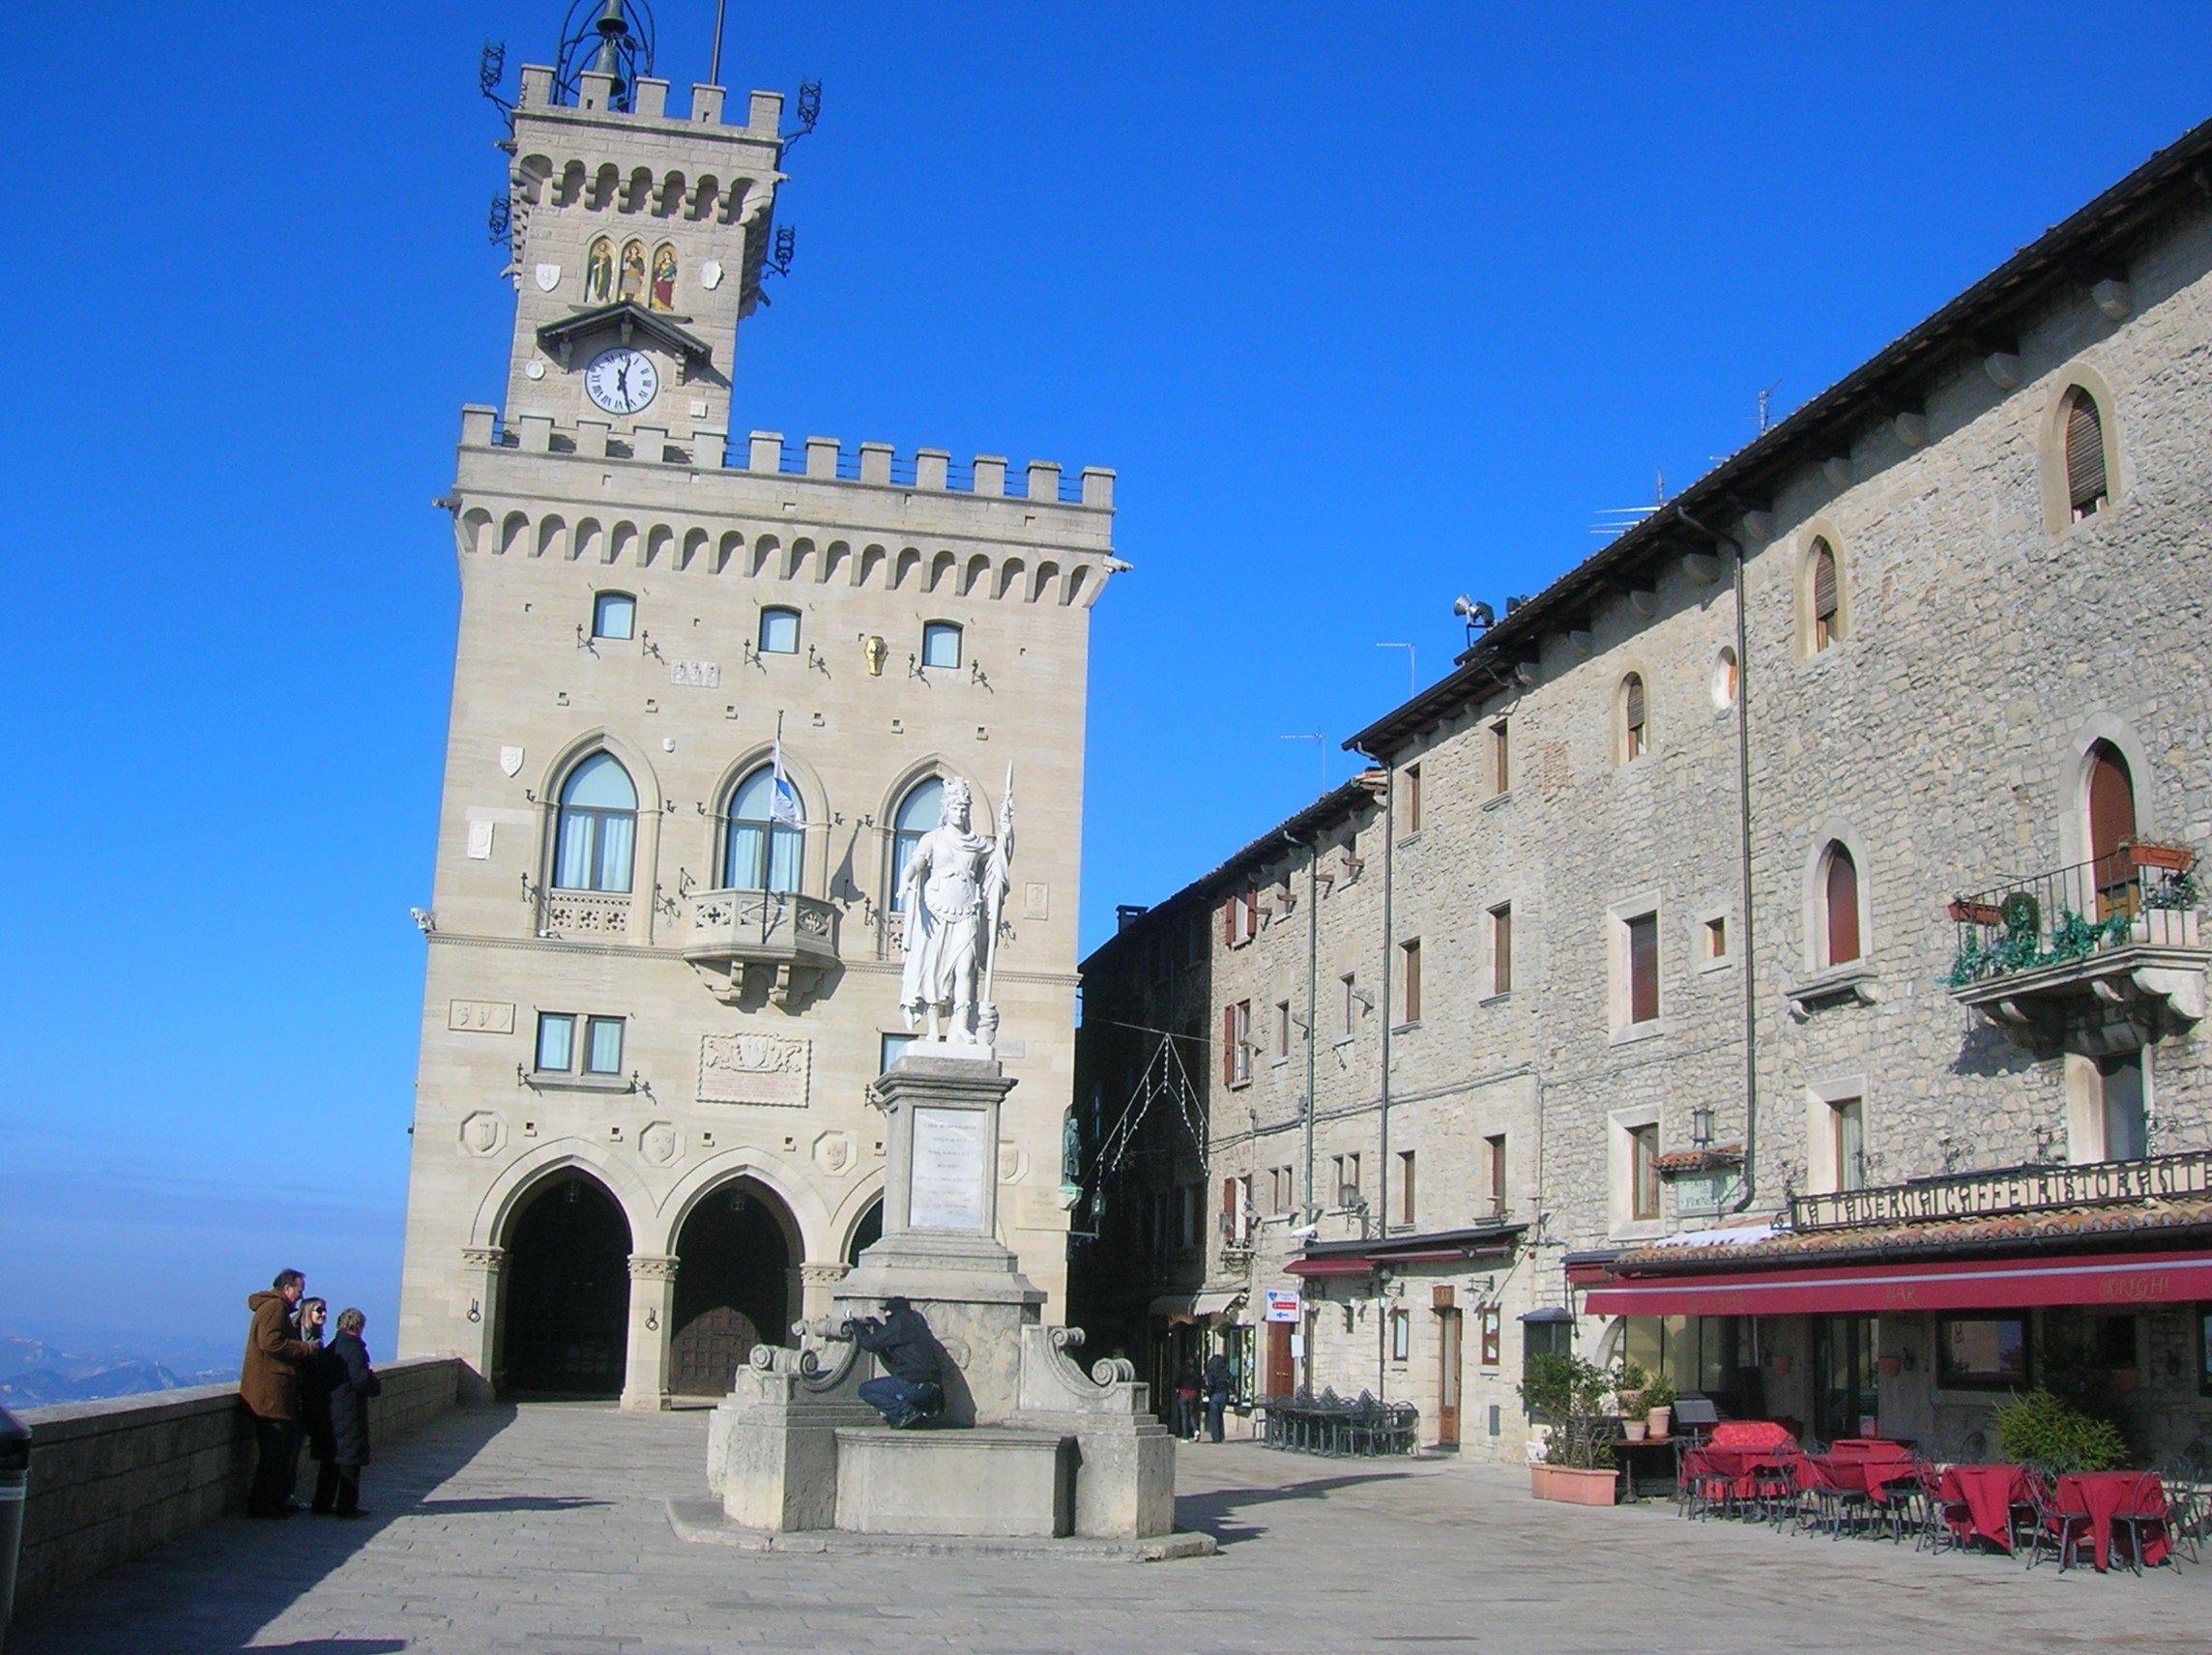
xmin=0 ymin=1334 xmax=229 ymax=1408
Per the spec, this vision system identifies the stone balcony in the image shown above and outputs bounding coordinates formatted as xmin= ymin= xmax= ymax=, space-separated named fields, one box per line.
xmin=538 ymin=887 xmax=633 ymax=939
xmin=680 ymin=886 xmax=840 ymax=1006
xmin=1945 ymin=844 xmax=2209 ymax=1051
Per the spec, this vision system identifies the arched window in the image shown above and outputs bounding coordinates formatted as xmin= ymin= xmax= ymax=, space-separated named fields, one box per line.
xmin=618 ymin=239 xmax=646 ymax=304
xmin=2087 ymin=740 xmax=2138 ymax=915
xmin=585 ymin=236 xmax=614 ymax=305
xmin=920 ymin=621 xmax=962 ymax=670
xmin=2064 ymin=389 xmax=2109 ymax=519
xmin=1821 ymin=843 xmax=1861 ymax=967
xmin=758 ymin=606 xmax=800 ymax=654
xmin=593 ymin=592 xmax=634 ymax=641
xmin=1808 ymin=539 xmax=1843 ymax=652
xmin=553 ymin=753 xmax=637 ymax=892
xmin=1712 ymin=646 xmax=1738 ymax=711
xmin=649 ymin=242 xmax=678 ymax=311
xmin=890 ymin=775 xmax=946 ymax=912
xmin=724 ymin=766 xmax=804 ymax=893
xmin=1619 ymin=673 xmax=1647 ymax=762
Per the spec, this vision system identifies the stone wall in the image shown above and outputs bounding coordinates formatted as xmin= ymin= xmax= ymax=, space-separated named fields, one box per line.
xmin=13 ymin=1357 xmax=466 ymax=1608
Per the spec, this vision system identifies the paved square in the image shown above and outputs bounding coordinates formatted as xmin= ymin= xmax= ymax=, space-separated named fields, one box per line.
xmin=13 ymin=1405 xmax=2206 ymax=1653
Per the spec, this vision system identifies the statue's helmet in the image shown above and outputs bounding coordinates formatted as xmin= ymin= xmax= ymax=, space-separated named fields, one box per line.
xmin=942 ymin=778 xmax=973 ymax=819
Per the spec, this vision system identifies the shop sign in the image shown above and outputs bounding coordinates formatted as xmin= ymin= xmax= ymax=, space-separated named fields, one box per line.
xmin=1264 ymin=1290 xmax=1300 ymax=1323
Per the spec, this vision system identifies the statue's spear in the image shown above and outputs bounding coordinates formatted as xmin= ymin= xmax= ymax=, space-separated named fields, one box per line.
xmin=978 ymin=761 xmax=1014 ymax=1038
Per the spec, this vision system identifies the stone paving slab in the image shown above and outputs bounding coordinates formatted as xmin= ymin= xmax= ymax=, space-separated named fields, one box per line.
xmin=665 ymin=1495 xmax=1216 ymax=1559
xmin=9 ymin=1402 xmax=2209 ymax=1654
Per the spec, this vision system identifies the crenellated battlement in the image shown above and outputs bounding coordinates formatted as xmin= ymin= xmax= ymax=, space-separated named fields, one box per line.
xmin=515 ymin=63 xmax=782 ymax=138
xmin=458 ymin=406 xmax=1116 ymax=511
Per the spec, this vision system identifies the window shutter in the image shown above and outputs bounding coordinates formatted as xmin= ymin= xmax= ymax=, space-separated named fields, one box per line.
xmin=1222 ymin=1004 xmax=1237 ymax=1085
xmin=1628 ymin=914 xmax=1659 ymax=1023
xmin=1494 ymin=907 xmax=1513 ymax=995
xmin=1824 ymin=847 xmax=1861 ymax=966
xmin=2067 ymin=393 xmax=2108 ymax=512
xmin=1812 ymin=545 xmax=1839 ymax=625
xmin=1624 ymin=675 xmax=1644 ymax=729
xmin=1221 ymin=900 xmax=1233 ymax=946
xmin=2088 ymin=742 xmax=2138 ymax=895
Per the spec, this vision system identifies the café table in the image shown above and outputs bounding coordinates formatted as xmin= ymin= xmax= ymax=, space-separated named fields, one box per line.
xmin=2056 ymin=1472 xmax=2170 ymax=1573
xmin=1939 ymin=1465 xmax=2030 ymax=1553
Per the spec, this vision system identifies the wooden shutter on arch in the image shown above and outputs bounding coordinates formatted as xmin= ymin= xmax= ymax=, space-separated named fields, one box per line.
xmin=1812 ymin=543 xmax=1839 ymax=626
xmin=2067 ymin=393 xmax=2108 ymax=512
xmin=2088 ymin=742 xmax=2138 ymax=903
xmin=1824 ymin=846 xmax=1861 ymax=966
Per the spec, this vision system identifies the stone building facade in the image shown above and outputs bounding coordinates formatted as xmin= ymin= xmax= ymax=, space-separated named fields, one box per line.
xmin=397 ymin=44 xmax=1118 ymax=1408
xmin=1078 ymin=116 xmax=2212 ymax=1464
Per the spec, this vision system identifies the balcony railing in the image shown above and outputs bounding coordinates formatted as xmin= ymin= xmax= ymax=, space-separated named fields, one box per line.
xmin=1945 ymin=844 xmax=2201 ymax=989
xmin=680 ymin=887 xmax=840 ymax=1005
xmin=1791 ymin=1147 xmax=2212 ymax=1231
xmin=538 ymin=888 xmax=632 ymax=937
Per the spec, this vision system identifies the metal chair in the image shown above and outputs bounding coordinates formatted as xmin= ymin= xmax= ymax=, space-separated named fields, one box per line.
xmin=2020 ymin=1470 xmax=2092 ymax=1574
xmin=2111 ymin=1472 xmax=2173 ymax=1575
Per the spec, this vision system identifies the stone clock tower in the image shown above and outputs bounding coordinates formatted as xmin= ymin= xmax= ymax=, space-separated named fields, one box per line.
xmin=396 ymin=12 xmax=1121 ymax=1411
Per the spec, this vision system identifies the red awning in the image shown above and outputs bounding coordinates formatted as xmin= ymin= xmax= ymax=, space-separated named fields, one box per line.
xmin=1287 ymin=1258 xmax=1376 ymax=1278
xmin=1583 ymin=1247 xmax=2212 ymax=1317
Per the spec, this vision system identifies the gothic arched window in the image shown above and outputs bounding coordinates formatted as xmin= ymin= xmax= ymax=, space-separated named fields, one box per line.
xmin=890 ymin=776 xmax=946 ymax=912
xmin=2064 ymin=388 xmax=2110 ymax=519
xmin=553 ymin=752 xmax=637 ymax=892
xmin=1821 ymin=842 xmax=1862 ymax=967
xmin=1619 ymin=673 xmax=1648 ymax=763
xmin=725 ymin=766 xmax=804 ymax=893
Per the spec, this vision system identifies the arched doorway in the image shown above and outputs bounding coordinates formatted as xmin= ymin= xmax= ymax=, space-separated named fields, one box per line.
xmin=502 ymin=1171 xmax=631 ymax=1398
xmin=845 ymin=1197 xmax=884 ymax=1267
xmin=2086 ymin=740 xmax=2138 ymax=916
xmin=669 ymin=1179 xmax=797 ymax=1398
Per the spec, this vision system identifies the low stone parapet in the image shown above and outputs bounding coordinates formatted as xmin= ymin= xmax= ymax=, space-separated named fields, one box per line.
xmin=13 ymin=1355 xmax=468 ymax=1606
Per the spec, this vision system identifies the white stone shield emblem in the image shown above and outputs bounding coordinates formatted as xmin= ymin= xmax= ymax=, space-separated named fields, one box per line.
xmin=534 ymin=263 xmax=562 ymax=292
xmin=499 ymin=745 xmax=524 ymax=777
xmin=700 ymin=258 xmax=724 ymax=290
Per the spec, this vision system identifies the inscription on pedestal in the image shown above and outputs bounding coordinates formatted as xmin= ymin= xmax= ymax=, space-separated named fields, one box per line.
xmin=909 ymin=1107 xmax=990 ymax=1231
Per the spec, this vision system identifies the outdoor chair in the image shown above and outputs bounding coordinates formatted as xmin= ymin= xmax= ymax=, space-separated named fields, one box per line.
xmin=2111 ymin=1472 xmax=2173 ymax=1575
xmin=1908 ymin=1457 xmax=1960 ymax=1554
xmin=2020 ymin=1470 xmax=2093 ymax=1574
xmin=1796 ymin=1455 xmax=1871 ymax=1541
xmin=2159 ymin=1454 xmax=2209 ymax=1565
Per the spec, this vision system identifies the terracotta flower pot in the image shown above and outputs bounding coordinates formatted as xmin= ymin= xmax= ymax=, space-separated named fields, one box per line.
xmin=1647 ymin=1407 xmax=1672 ymax=1440
xmin=2129 ymin=841 xmax=2196 ymax=872
xmin=1622 ymin=1419 xmax=1647 ymax=1442
xmin=1534 ymin=1465 xmax=1619 ymax=1505
xmin=1878 ymin=1356 xmax=1903 ymax=1379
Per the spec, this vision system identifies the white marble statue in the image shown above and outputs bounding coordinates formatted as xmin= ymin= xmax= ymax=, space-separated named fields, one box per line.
xmin=898 ymin=771 xmax=1013 ymax=1045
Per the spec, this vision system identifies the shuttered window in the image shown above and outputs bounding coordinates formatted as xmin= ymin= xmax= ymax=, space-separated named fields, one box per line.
xmin=2066 ymin=391 xmax=2109 ymax=518
xmin=1824 ymin=844 xmax=1861 ymax=966
xmin=1491 ymin=903 xmax=1513 ymax=996
xmin=1403 ymin=764 xmax=1422 ymax=834
xmin=1630 ymin=1124 xmax=1661 ymax=1220
xmin=1221 ymin=1003 xmax=1237 ymax=1086
xmin=1810 ymin=540 xmax=1841 ymax=651
xmin=1401 ymin=939 xmax=1422 ymax=1023
xmin=1621 ymin=675 xmax=1647 ymax=761
xmin=2088 ymin=740 xmax=2138 ymax=915
xmin=1627 ymin=912 xmax=1660 ymax=1024
xmin=1492 ymin=720 xmax=1510 ymax=794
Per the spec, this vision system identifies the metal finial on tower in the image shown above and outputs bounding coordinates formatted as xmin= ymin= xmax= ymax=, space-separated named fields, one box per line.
xmin=553 ymin=0 xmax=656 ymax=111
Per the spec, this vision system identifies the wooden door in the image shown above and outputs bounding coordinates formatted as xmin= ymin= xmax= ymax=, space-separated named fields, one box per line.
xmin=668 ymin=1306 xmax=760 ymax=1397
xmin=1265 ymin=1321 xmax=1295 ymax=1399
xmin=2088 ymin=742 xmax=2139 ymax=916
xmin=1436 ymin=1308 xmax=1463 ymax=1447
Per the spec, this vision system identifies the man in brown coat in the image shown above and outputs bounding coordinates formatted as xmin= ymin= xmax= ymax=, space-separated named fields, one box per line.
xmin=241 ymin=1269 xmax=314 ymax=1518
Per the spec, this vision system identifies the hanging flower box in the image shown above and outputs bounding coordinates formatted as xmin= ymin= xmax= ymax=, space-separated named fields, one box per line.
xmin=2128 ymin=841 xmax=2197 ymax=873
xmin=1948 ymin=898 xmax=2005 ymax=926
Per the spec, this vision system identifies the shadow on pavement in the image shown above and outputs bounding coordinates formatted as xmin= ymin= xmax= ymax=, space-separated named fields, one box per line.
xmin=1178 ymin=1469 xmax=1413 ymax=1548
xmin=8 ymin=1405 xmax=527 ymax=1655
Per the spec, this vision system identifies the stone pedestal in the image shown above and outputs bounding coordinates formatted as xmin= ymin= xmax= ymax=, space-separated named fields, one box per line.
xmin=694 ymin=1047 xmax=1198 ymax=1553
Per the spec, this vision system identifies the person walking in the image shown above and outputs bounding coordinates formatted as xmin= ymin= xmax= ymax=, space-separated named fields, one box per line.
xmin=314 ymin=1309 xmax=382 ymax=1517
xmin=1174 ymin=1356 xmax=1202 ymax=1442
xmin=240 ymin=1269 xmax=315 ymax=1519
xmin=294 ymin=1298 xmax=332 ymax=1510
xmin=1204 ymin=1347 xmax=1233 ymax=1444
xmin=852 ymin=1296 xmax=945 ymax=1429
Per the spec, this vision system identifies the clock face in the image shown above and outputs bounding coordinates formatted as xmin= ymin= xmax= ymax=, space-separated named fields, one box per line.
xmin=584 ymin=347 xmax=659 ymax=415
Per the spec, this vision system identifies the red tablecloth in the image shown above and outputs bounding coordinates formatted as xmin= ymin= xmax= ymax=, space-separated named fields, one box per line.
xmin=1939 ymin=1465 xmax=2029 ymax=1552
xmin=1860 ymin=1458 xmax=1923 ymax=1504
xmin=2055 ymin=1472 xmax=2169 ymax=1572
xmin=1710 ymin=1420 xmax=1796 ymax=1451
xmin=1688 ymin=1445 xmax=1796 ymax=1502
xmin=1830 ymin=1437 xmax=1912 ymax=1461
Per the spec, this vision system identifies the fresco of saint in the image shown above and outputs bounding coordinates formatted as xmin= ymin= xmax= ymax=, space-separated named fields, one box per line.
xmin=619 ymin=240 xmax=646 ymax=304
xmin=650 ymin=244 xmax=678 ymax=311
xmin=585 ymin=237 xmax=614 ymax=304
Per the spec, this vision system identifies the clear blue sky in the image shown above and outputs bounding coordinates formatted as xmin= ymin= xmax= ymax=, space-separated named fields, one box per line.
xmin=5 ymin=1 xmax=2205 ymax=1366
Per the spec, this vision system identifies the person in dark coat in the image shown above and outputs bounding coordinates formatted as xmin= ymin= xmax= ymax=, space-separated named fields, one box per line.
xmin=240 ymin=1270 xmax=315 ymax=1518
xmin=1204 ymin=1349 xmax=1233 ymax=1443
xmin=852 ymin=1296 xmax=945 ymax=1428
xmin=1174 ymin=1357 xmax=1202 ymax=1441
xmin=313 ymin=1308 xmax=382 ymax=1517
xmin=293 ymin=1298 xmax=332 ymax=1502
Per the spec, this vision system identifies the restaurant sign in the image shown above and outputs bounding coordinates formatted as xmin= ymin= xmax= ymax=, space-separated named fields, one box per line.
xmin=1790 ymin=1147 xmax=2212 ymax=1232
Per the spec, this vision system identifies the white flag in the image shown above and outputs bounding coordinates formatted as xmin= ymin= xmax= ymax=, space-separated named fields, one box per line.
xmin=769 ymin=738 xmax=801 ymax=827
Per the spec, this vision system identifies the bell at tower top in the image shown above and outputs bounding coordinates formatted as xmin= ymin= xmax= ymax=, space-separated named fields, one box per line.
xmin=494 ymin=1 xmax=794 ymax=448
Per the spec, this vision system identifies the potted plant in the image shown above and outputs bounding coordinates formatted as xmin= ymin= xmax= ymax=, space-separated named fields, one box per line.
xmin=1519 ymin=1353 xmax=1617 ymax=1505
xmin=2128 ymin=841 xmax=2196 ymax=873
xmin=1878 ymin=1354 xmax=1904 ymax=1379
xmin=1993 ymin=1388 xmax=2128 ymax=1474
xmin=1644 ymin=1372 xmax=1676 ymax=1441
xmin=1616 ymin=1359 xmax=1652 ymax=1442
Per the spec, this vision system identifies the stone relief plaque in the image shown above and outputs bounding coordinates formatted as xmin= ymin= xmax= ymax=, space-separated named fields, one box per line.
xmin=909 ymin=1107 xmax=989 ymax=1232
xmin=449 ymin=1000 xmax=515 ymax=1034
xmin=638 ymin=1120 xmax=682 ymax=1167
xmin=458 ymin=1111 xmax=507 ymax=1156
xmin=698 ymin=1032 xmax=810 ymax=1108
xmin=670 ymin=659 xmax=722 ymax=688
xmin=812 ymin=1130 xmax=857 ymax=1176
xmin=466 ymin=820 xmax=495 ymax=860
